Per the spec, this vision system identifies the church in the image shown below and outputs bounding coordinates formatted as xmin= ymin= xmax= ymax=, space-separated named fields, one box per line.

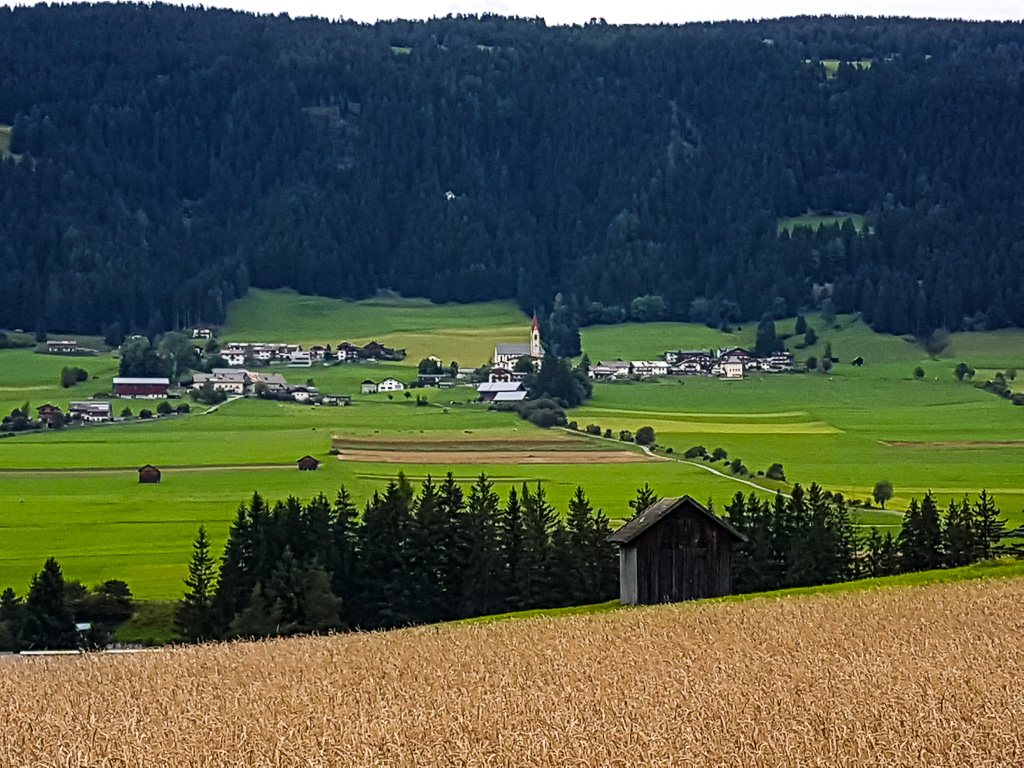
xmin=493 ymin=313 xmax=544 ymax=367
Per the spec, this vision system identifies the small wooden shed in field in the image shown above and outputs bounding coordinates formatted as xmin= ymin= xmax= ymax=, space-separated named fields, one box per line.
xmin=297 ymin=455 xmax=322 ymax=471
xmin=138 ymin=464 xmax=161 ymax=484
xmin=608 ymin=496 xmax=744 ymax=605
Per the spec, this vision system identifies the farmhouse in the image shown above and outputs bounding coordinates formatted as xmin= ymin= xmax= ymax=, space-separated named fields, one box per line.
xmin=476 ymin=381 xmax=526 ymax=402
xmin=68 ymin=401 xmax=112 ymax=422
xmin=36 ymin=403 xmax=63 ymax=427
xmin=321 ymin=394 xmax=352 ymax=406
xmin=296 ymin=455 xmax=322 ymax=471
xmin=494 ymin=314 xmax=544 ymax=367
xmin=113 ymin=377 xmax=170 ymax=399
xmin=137 ymin=465 xmax=161 ymax=484
xmin=720 ymin=360 xmax=745 ymax=379
xmin=192 ymin=369 xmax=251 ymax=395
xmin=608 ymin=496 xmax=744 ymax=605
xmin=360 ymin=380 xmax=377 ymax=394
xmin=377 ymin=378 xmax=405 ymax=392
xmin=190 ymin=327 xmax=213 ymax=340
xmin=290 ymin=386 xmax=320 ymax=402
xmin=45 ymin=340 xmax=80 ymax=354
xmin=588 ymin=360 xmax=631 ymax=380
xmin=362 ymin=341 xmax=405 ymax=361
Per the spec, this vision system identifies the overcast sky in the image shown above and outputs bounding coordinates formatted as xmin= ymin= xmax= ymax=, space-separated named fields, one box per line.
xmin=9 ymin=0 xmax=1024 ymax=24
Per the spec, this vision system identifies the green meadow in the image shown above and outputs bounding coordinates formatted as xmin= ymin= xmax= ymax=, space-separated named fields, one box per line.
xmin=2 ymin=292 xmax=1024 ymax=597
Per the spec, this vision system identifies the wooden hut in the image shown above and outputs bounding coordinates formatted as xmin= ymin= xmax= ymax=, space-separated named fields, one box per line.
xmin=608 ymin=496 xmax=745 ymax=605
xmin=138 ymin=465 xmax=161 ymax=484
xmin=296 ymin=455 xmax=322 ymax=471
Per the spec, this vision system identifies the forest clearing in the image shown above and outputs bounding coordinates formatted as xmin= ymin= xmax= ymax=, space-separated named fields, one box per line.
xmin=2 ymin=576 xmax=1022 ymax=766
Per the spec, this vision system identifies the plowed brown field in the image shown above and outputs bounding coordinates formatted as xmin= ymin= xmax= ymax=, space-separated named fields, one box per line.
xmin=335 ymin=448 xmax=661 ymax=464
xmin=2 ymin=578 xmax=1022 ymax=766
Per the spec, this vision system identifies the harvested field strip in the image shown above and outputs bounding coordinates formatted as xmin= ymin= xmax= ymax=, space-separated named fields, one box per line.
xmin=353 ymin=472 xmax=541 ymax=483
xmin=2 ymin=578 xmax=1022 ymax=766
xmin=575 ymin=417 xmax=840 ymax=435
xmin=880 ymin=440 xmax=1024 ymax=449
xmin=336 ymin=449 xmax=661 ymax=464
xmin=584 ymin=406 xmax=811 ymax=420
xmin=330 ymin=435 xmax=594 ymax=450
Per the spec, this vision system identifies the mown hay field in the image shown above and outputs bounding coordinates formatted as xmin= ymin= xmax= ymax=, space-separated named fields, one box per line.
xmin=2 ymin=577 xmax=1023 ymax=766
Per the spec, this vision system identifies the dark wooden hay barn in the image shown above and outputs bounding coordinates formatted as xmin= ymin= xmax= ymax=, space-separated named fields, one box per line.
xmin=297 ymin=455 xmax=322 ymax=471
xmin=608 ymin=495 xmax=745 ymax=605
xmin=138 ymin=464 xmax=161 ymax=484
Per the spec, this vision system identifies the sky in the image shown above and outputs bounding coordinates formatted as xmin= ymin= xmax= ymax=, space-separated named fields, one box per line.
xmin=8 ymin=0 xmax=1024 ymax=24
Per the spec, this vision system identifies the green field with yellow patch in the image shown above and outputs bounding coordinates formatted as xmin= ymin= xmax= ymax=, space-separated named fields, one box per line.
xmin=2 ymin=291 xmax=1023 ymax=597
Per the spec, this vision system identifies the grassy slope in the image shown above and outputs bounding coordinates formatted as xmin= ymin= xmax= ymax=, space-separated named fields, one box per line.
xmin=3 ymin=293 xmax=1024 ymax=597
xmin=458 ymin=558 xmax=1024 ymax=625
xmin=221 ymin=288 xmax=529 ymax=368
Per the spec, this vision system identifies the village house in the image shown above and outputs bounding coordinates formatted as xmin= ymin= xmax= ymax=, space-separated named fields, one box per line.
xmin=321 ymin=394 xmax=352 ymax=406
xmin=68 ymin=401 xmax=112 ymax=422
xmin=192 ymin=369 xmax=252 ymax=395
xmin=494 ymin=314 xmax=544 ymax=367
xmin=45 ymin=340 xmax=80 ymax=355
xmin=36 ymin=403 xmax=63 ymax=427
xmin=290 ymin=386 xmax=320 ymax=402
xmin=377 ymin=377 xmax=405 ymax=392
xmin=588 ymin=360 xmax=631 ymax=381
xmin=608 ymin=496 xmax=745 ymax=605
xmin=720 ymin=360 xmax=745 ymax=379
xmin=113 ymin=377 xmax=170 ymax=399
xmin=360 ymin=380 xmax=378 ymax=394
xmin=308 ymin=345 xmax=328 ymax=362
xmin=337 ymin=342 xmax=363 ymax=362
xmin=489 ymin=367 xmax=514 ymax=383
xmin=456 ymin=367 xmax=478 ymax=380
xmin=190 ymin=327 xmax=213 ymax=340
xmin=362 ymin=341 xmax=405 ymax=361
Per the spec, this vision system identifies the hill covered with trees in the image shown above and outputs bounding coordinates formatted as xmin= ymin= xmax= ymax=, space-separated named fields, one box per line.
xmin=2 ymin=5 xmax=1024 ymax=342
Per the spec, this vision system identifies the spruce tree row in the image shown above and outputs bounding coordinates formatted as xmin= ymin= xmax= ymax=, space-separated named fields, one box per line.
xmin=176 ymin=473 xmax=618 ymax=641
xmin=727 ymin=484 xmax=1015 ymax=594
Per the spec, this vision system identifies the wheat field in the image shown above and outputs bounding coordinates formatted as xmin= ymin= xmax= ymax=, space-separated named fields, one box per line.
xmin=2 ymin=579 xmax=1023 ymax=766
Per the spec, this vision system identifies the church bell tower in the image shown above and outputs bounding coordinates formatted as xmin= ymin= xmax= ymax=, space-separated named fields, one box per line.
xmin=530 ymin=312 xmax=542 ymax=358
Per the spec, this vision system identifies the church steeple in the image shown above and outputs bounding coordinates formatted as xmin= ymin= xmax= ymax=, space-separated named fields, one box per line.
xmin=530 ymin=311 xmax=543 ymax=358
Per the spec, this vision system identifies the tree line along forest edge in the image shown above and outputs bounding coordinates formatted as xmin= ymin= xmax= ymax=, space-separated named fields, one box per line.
xmin=2 ymin=7 xmax=1024 ymax=350
xmin=1 ymin=473 xmax=1020 ymax=650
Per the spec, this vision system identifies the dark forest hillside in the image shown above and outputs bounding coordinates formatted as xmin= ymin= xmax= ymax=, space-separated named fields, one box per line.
xmin=2 ymin=4 xmax=1024 ymax=341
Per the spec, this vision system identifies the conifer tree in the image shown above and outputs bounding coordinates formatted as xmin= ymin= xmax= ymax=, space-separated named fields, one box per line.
xmin=22 ymin=558 xmax=78 ymax=650
xmin=943 ymin=496 xmax=975 ymax=567
xmin=629 ymin=483 xmax=659 ymax=517
xmin=497 ymin=486 xmax=525 ymax=608
xmin=519 ymin=483 xmax=558 ymax=608
xmin=0 ymin=587 xmax=25 ymax=652
xmin=566 ymin=486 xmax=598 ymax=603
xmin=899 ymin=493 xmax=944 ymax=572
xmin=409 ymin=476 xmax=450 ymax=623
xmin=175 ymin=526 xmax=218 ymax=643
xmin=972 ymin=490 xmax=1006 ymax=560
xmin=460 ymin=474 xmax=504 ymax=617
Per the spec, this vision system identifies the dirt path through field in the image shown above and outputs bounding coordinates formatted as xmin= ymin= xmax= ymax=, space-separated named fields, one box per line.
xmin=0 ymin=463 xmax=294 ymax=475
xmin=335 ymin=449 xmax=663 ymax=465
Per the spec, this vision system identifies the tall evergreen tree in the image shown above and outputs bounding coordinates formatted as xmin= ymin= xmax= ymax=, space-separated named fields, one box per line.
xmin=22 ymin=557 xmax=78 ymax=650
xmin=175 ymin=526 xmax=218 ymax=643
xmin=971 ymin=490 xmax=1007 ymax=560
